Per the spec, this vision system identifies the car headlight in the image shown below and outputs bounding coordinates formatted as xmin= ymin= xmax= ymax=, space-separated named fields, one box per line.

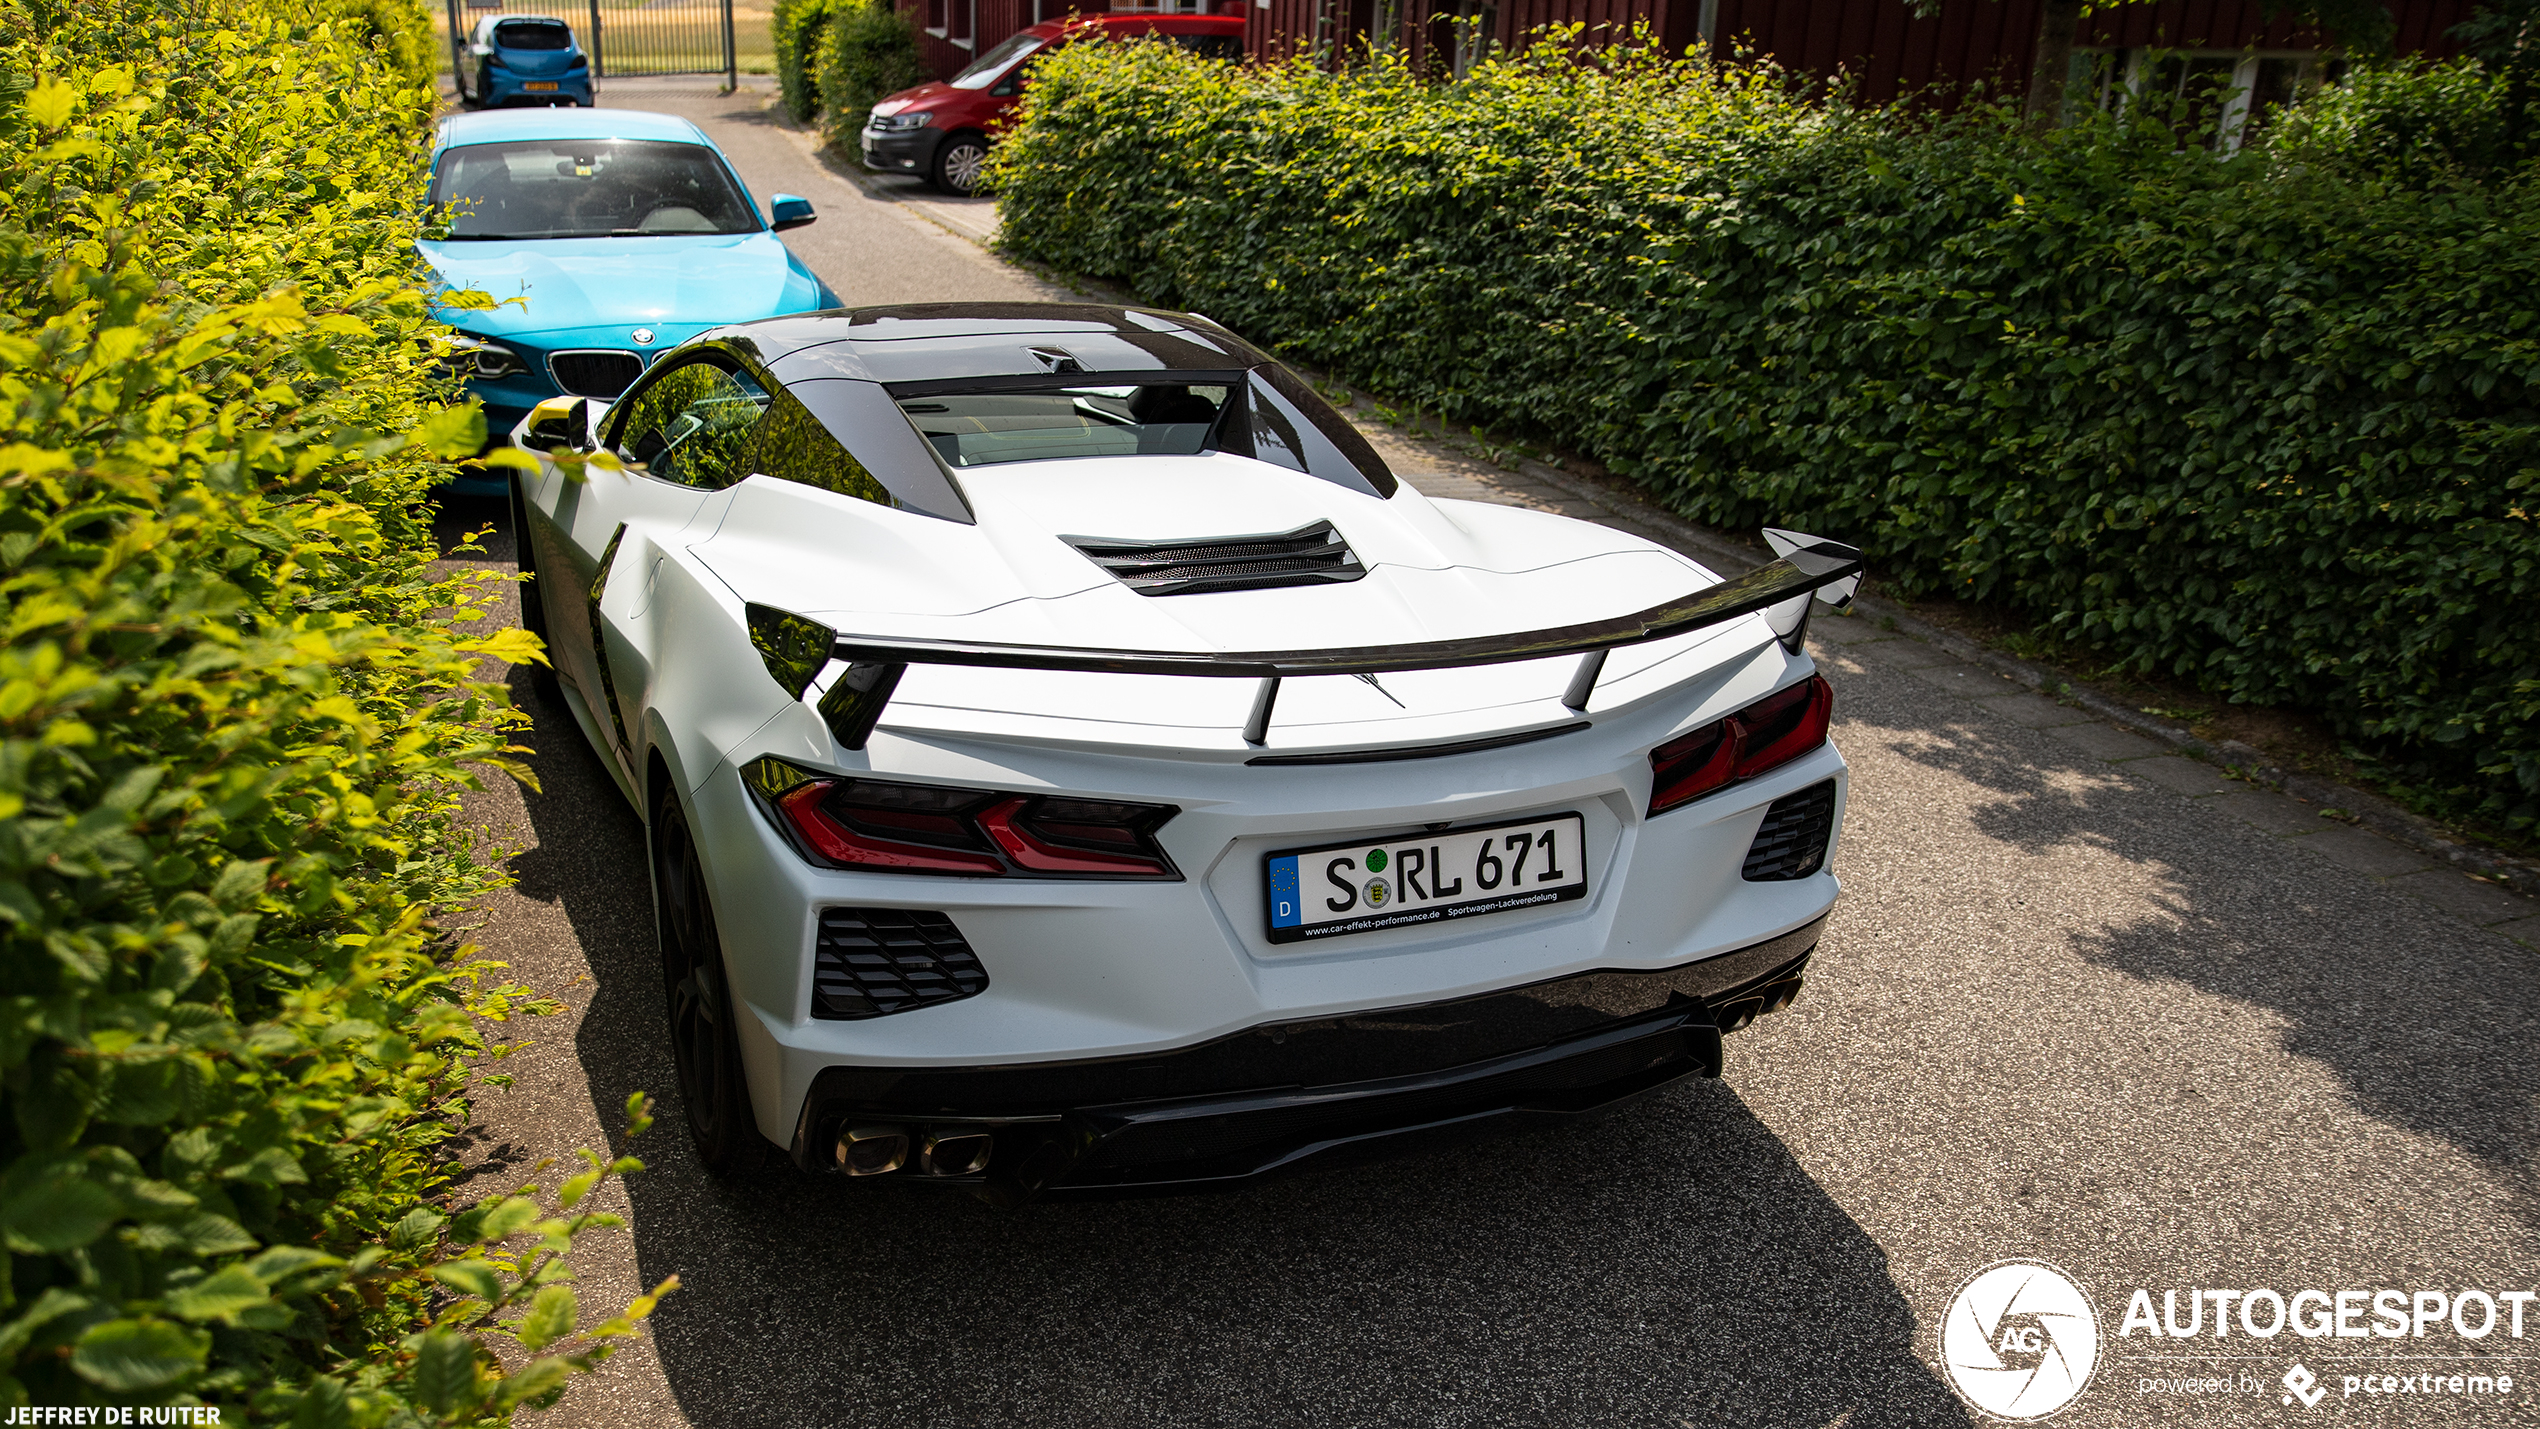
xmin=872 ymin=112 xmax=933 ymax=132
xmin=437 ymin=333 xmax=528 ymax=382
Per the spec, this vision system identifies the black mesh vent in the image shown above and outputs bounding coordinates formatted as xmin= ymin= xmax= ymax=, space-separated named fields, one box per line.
xmin=549 ymin=350 xmax=645 ymax=399
xmin=1741 ymin=780 xmax=1837 ymax=882
xmin=1066 ymin=522 xmax=1365 ymax=596
xmin=812 ymin=909 xmax=987 ymax=1019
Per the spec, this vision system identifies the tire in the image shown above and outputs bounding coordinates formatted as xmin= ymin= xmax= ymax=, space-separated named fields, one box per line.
xmin=653 ymin=788 xmax=772 ymax=1176
xmin=930 ymin=131 xmax=990 ymax=196
xmin=508 ymin=474 xmax=563 ymax=702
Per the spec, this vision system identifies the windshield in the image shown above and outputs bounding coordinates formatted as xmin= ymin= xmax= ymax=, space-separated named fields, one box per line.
xmin=902 ymin=384 xmax=1229 ymax=466
xmin=430 ymin=139 xmax=757 ymax=240
xmin=493 ymin=19 xmax=571 ymax=50
xmin=948 ymin=33 xmax=1046 ymax=89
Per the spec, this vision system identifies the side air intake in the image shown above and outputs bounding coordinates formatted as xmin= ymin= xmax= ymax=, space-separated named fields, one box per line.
xmin=1741 ymin=780 xmax=1838 ymax=882
xmin=812 ymin=908 xmax=988 ymax=1019
xmin=1065 ymin=522 xmax=1365 ymax=597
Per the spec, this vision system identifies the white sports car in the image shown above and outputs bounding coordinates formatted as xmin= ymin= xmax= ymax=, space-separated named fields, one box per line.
xmin=509 ymin=303 xmax=1861 ymax=1202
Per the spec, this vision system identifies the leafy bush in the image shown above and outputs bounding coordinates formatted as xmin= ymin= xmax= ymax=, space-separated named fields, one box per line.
xmin=993 ymin=35 xmax=2540 ymax=829
xmin=0 ymin=0 xmax=664 ymax=1418
xmin=816 ymin=0 xmax=927 ymax=151
xmin=773 ymin=0 xmax=842 ymax=123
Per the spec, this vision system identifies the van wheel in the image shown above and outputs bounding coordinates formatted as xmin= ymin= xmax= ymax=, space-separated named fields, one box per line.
xmin=931 ymin=132 xmax=990 ymax=196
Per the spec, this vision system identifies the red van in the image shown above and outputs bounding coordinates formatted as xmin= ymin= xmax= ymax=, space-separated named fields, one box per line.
xmin=861 ymin=12 xmax=1245 ymax=195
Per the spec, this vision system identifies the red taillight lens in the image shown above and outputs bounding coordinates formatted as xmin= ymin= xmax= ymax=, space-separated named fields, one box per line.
xmin=777 ymin=783 xmax=1006 ymax=875
xmin=1648 ymin=675 xmax=1833 ymax=816
xmin=749 ymin=761 xmax=1180 ymax=879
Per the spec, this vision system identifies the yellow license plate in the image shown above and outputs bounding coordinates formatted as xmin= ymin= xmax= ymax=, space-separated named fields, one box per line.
xmin=523 ymin=81 xmax=559 ymax=91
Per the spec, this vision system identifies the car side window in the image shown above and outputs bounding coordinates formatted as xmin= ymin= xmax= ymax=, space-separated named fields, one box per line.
xmin=754 ymin=390 xmax=894 ymax=506
xmin=610 ymin=360 xmax=772 ymax=489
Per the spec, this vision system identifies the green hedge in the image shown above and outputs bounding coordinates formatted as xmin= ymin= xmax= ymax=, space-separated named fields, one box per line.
xmin=773 ymin=0 xmax=841 ymax=123
xmin=0 ymin=0 xmax=664 ymax=1419
xmin=816 ymin=0 xmax=927 ymax=151
xmin=993 ymin=36 xmax=2540 ymax=828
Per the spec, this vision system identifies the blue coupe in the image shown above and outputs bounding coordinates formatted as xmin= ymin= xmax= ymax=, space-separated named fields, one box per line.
xmin=422 ymin=108 xmax=842 ymax=494
xmin=461 ymin=14 xmax=593 ymax=109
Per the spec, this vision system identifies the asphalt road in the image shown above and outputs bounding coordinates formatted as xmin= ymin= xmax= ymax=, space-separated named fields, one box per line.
xmin=435 ymin=79 xmax=2540 ymax=1429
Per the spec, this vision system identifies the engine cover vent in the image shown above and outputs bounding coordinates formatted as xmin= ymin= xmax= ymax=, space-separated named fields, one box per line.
xmin=1066 ymin=522 xmax=1366 ymax=597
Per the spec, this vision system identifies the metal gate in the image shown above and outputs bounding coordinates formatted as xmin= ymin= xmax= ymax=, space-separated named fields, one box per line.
xmin=444 ymin=0 xmax=740 ymax=88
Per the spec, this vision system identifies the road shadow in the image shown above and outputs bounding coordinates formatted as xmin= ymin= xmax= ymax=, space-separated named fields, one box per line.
xmin=1843 ymin=671 xmax=2540 ymax=1235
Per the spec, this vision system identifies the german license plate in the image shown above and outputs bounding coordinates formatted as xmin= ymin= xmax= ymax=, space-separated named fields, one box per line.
xmin=1265 ymin=812 xmax=1586 ymax=945
xmin=523 ymin=81 xmax=559 ymax=91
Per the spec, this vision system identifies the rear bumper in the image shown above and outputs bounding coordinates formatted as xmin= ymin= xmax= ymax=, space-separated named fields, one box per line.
xmin=486 ymin=74 xmax=592 ymax=106
xmin=785 ymin=915 xmax=1821 ymax=1201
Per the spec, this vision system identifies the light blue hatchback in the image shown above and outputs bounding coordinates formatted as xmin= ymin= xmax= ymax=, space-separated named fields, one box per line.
xmin=422 ymin=108 xmax=842 ymax=495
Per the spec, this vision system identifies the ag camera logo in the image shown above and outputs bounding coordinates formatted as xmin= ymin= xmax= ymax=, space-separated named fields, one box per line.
xmin=1941 ymin=1259 xmax=2103 ymax=1420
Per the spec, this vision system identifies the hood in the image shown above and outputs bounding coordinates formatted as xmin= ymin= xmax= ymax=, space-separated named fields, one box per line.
xmin=418 ymin=232 xmax=822 ymax=341
xmin=871 ymin=84 xmax=958 ymax=118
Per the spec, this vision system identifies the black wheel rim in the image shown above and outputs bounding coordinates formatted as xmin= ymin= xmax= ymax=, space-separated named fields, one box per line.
xmin=656 ymin=801 xmax=727 ymax=1141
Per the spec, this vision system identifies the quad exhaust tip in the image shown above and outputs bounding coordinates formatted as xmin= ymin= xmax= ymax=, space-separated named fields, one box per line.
xmin=833 ymin=1125 xmax=996 ymax=1177
xmin=836 ymin=1125 xmax=910 ymax=1176
xmin=920 ymin=1130 xmax=994 ymax=1177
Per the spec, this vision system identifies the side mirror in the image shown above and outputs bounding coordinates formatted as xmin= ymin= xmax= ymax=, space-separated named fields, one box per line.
xmin=523 ymin=395 xmax=590 ymax=454
xmin=769 ymin=194 xmax=816 ymax=232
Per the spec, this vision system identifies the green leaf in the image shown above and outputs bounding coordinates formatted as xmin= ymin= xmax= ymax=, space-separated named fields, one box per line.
xmin=1 ymin=1178 xmax=118 ymax=1252
xmin=288 ymin=1374 xmax=353 ymax=1429
xmin=171 ymin=1212 xmax=256 ymax=1256
xmin=410 ymin=404 xmax=488 ymax=458
xmin=0 ymin=1287 xmax=95 ymax=1358
xmin=24 ymin=78 xmax=77 ymax=130
xmin=411 ymin=1330 xmax=479 ymax=1414
xmin=166 ymin=1265 xmax=268 ymax=1322
xmin=429 ymin=1259 xmax=507 ymax=1302
xmin=474 ymin=1196 xmax=540 ymax=1242
xmin=513 ymin=1283 xmax=578 ymax=1352
xmin=389 ymin=1206 xmax=447 ymax=1252
xmin=493 ymin=1354 xmax=572 ymax=1409
xmin=68 ymin=1317 xmax=209 ymax=1391
xmin=244 ymin=1244 xmax=341 ymax=1282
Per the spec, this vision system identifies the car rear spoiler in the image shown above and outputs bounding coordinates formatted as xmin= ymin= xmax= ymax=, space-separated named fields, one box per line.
xmin=747 ymin=528 xmax=1862 ymax=751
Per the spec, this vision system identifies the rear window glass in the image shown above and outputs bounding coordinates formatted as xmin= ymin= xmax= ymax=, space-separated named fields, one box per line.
xmin=494 ymin=20 xmax=572 ymax=49
xmin=430 ymin=139 xmax=756 ymax=239
xmin=890 ymin=372 xmax=1395 ymax=498
xmin=901 ymin=384 xmax=1231 ymax=467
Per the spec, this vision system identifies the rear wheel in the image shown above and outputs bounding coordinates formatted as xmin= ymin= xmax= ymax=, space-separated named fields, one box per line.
xmin=653 ymin=788 xmax=770 ymax=1175
xmin=930 ymin=131 xmax=989 ymax=196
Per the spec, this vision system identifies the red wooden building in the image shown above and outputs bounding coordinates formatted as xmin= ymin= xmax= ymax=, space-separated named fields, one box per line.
xmin=899 ymin=0 xmax=2474 ymax=119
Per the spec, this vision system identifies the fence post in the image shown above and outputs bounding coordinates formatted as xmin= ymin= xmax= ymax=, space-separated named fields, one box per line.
xmin=588 ymin=0 xmax=605 ymax=78
xmin=723 ymin=0 xmax=738 ymax=92
xmin=445 ymin=0 xmax=465 ymax=99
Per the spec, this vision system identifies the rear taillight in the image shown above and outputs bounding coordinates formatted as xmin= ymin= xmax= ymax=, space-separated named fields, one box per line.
xmin=1648 ymin=675 xmax=1833 ymax=816
xmin=746 ymin=759 xmax=1180 ymax=879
